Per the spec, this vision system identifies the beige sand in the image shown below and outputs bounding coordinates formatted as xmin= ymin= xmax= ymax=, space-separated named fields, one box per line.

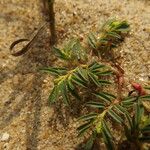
xmin=0 ymin=0 xmax=150 ymax=149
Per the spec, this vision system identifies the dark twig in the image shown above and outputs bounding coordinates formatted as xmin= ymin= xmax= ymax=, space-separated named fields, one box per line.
xmin=47 ymin=0 xmax=57 ymax=45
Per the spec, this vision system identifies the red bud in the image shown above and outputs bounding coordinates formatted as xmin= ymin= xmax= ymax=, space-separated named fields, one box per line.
xmin=131 ymin=82 xmax=146 ymax=95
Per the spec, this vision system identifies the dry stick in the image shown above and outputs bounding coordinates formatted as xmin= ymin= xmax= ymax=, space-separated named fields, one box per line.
xmin=10 ymin=0 xmax=56 ymax=56
xmin=113 ymin=62 xmax=124 ymax=100
xmin=10 ymin=23 xmax=48 ymax=56
xmin=47 ymin=0 xmax=57 ymax=45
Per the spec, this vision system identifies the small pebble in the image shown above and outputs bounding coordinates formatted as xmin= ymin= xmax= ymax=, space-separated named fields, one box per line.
xmin=3 ymin=143 xmax=9 ymax=149
xmin=0 ymin=133 xmax=10 ymax=142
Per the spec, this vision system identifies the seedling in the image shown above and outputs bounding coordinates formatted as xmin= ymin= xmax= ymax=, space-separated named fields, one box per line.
xmin=40 ymin=18 xmax=148 ymax=150
xmin=10 ymin=12 xmax=149 ymax=149
xmin=78 ymin=86 xmax=150 ymax=149
xmin=120 ymin=104 xmax=150 ymax=150
xmin=41 ymin=61 xmax=112 ymax=105
xmin=52 ymin=38 xmax=87 ymax=65
xmin=88 ymin=19 xmax=130 ymax=56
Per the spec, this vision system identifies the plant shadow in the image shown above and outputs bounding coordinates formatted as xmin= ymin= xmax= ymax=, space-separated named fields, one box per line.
xmin=0 ymin=1 xmax=56 ymax=150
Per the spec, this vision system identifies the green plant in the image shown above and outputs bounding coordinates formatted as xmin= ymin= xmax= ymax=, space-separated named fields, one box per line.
xmin=120 ymin=103 xmax=150 ymax=150
xmin=40 ymin=18 xmax=148 ymax=150
xmin=77 ymin=86 xmax=150 ymax=149
xmin=41 ymin=61 xmax=112 ymax=105
xmin=9 ymin=0 xmax=149 ymax=148
xmin=88 ymin=19 xmax=130 ymax=55
xmin=52 ymin=38 xmax=87 ymax=64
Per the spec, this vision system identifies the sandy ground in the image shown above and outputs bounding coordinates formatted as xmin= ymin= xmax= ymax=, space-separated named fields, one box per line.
xmin=0 ymin=0 xmax=150 ymax=150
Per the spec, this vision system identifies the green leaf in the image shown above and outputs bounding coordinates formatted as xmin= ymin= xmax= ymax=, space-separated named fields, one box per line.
xmin=77 ymin=121 xmax=92 ymax=137
xmin=144 ymin=86 xmax=150 ymax=90
xmin=88 ymin=62 xmax=105 ymax=71
xmin=102 ymin=127 xmax=114 ymax=150
xmin=102 ymin=92 xmax=116 ymax=99
xmin=107 ymin=31 xmax=121 ymax=39
xmin=78 ymin=113 xmax=98 ymax=121
xmin=77 ymin=67 xmax=88 ymax=81
xmin=94 ymin=92 xmax=116 ymax=103
xmin=98 ymin=80 xmax=112 ymax=85
xmin=115 ymin=21 xmax=130 ymax=32
xmin=101 ymin=19 xmax=115 ymax=30
xmin=125 ymin=113 xmax=133 ymax=129
xmin=67 ymin=85 xmax=80 ymax=100
xmin=102 ymin=120 xmax=113 ymax=138
xmin=113 ymin=104 xmax=127 ymax=114
xmin=122 ymin=96 xmax=137 ymax=107
xmin=72 ymin=39 xmax=86 ymax=61
xmin=84 ymin=133 xmax=96 ymax=150
xmin=141 ymin=125 xmax=150 ymax=133
xmin=139 ymin=136 xmax=150 ymax=142
xmin=53 ymin=46 xmax=68 ymax=60
xmin=86 ymin=101 xmax=105 ymax=109
xmin=108 ymin=109 xmax=123 ymax=124
xmin=67 ymin=78 xmax=75 ymax=90
xmin=134 ymin=104 xmax=144 ymax=128
xmin=49 ymin=86 xmax=59 ymax=104
xmin=88 ymin=33 xmax=97 ymax=49
xmin=140 ymin=95 xmax=150 ymax=100
xmin=71 ymin=75 xmax=87 ymax=88
xmin=96 ymin=70 xmax=112 ymax=76
xmin=59 ymin=81 xmax=69 ymax=105
xmin=88 ymin=72 xmax=100 ymax=86
xmin=123 ymin=124 xmax=132 ymax=141
xmin=40 ymin=67 xmax=67 ymax=76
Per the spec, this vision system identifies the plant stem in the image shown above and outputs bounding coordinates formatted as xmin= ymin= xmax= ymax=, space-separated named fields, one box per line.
xmin=47 ymin=0 xmax=57 ymax=45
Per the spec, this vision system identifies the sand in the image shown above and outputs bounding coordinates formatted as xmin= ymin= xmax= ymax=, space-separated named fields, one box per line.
xmin=0 ymin=0 xmax=150 ymax=149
